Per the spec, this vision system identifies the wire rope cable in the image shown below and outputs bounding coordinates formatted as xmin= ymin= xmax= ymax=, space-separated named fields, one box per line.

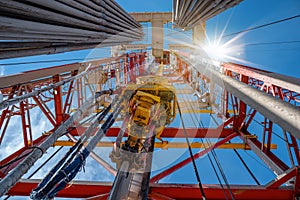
xmin=180 ymin=92 xmax=233 ymax=199
xmin=229 ymin=141 xmax=261 ymax=185
xmin=223 ymin=14 xmax=300 ymax=38
xmin=176 ymin=100 xmax=207 ymax=200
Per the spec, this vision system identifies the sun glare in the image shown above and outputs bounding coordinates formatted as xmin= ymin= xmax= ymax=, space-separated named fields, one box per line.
xmin=203 ymin=42 xmax=230 ymax=60
xmin=201 ymin=35 xmax=252 ymax=65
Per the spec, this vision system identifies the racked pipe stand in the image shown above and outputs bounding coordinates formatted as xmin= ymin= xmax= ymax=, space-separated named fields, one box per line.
xmin=0 ymin=0 xmax=143 ymax=59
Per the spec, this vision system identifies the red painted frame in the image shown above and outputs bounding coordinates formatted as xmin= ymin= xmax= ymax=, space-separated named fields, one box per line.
xmin=7 ymin=180 xmax=294 ymax=200
xmin=1 ymin=53 xmax=300 ymax=199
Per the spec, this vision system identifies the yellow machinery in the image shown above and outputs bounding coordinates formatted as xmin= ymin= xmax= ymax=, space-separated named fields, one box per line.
xmin=120 ymin=75 xmax=177 ymax=153
xmin=108 ymin=74 xmax=177 ymax=199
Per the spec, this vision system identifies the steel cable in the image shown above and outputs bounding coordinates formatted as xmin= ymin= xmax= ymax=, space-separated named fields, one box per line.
xmin=223 ymin=14 xmax=300 ymax=38
xmin=31 ymin=101 xmax=122 ymax=199
xmin=181 ymin=87 xmax=235 ymax=199
xmin=179 ymin=91 xmax=231 ymax=200
xmin=176 ymin=100 xmax=207 ymax=200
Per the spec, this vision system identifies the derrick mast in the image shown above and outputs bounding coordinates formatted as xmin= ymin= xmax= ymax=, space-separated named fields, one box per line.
xmin=0 ymin=0 xmax=299 ymax=200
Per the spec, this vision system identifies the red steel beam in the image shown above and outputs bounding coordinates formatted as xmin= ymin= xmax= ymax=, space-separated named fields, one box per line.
xmin=222 ymin=62 xmax=300 ymax=94
xmin=149 ymin=192 xmax=176 ymax=200
xmin=235 ymin=74 xmax=248 ymax=127
xmin=295 ymin=168 xmax=300 ymax=196
xmin=138 ymin=52 xmax=146 ymax=75
xmin=62 ymin=75 xmax=76 ymax=114
xmin=266 ymin=167 xmax=298 ymax=189
xmin=0 ymin=86 xmax=18 ymax=144
xmin=289 ymin=134 xmax=300 ymax=166
xmin=70 ymin=127 xmax=234 ymax=138
xmin=150 ymin=184 xmax=294 ymax=200
xmin=0 ymin=63 xmax=81 ymax=89
xmin=0 ymin=56 xmax=121 ymax=89
xmin=7 ymin=180 xmax=294 ymax=200
xmin=222 ymin=62 xmax=300 ymax=108
xmin=53 ymin=75 xmax=64 ymax=124
xmin=20 ymin=101 xmax=29 ymax=148
xmin=150 ymin=132 xmax=238 ymax=183
xmin=244 ymin=109 xmax=257 ymax=129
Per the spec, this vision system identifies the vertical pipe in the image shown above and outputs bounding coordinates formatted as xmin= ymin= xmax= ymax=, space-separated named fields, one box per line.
xmin=0 ymin=0 xmax=142 ymax=59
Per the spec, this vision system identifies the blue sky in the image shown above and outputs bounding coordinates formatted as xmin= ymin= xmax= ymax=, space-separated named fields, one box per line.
xmin=117 ymin=0 xmax=300 ymax=77
xmin=115 ymin=0 xmax=300 ymax=187
xmin=205 ymin=0 xmax=300 ymax=77
xmin=1 ymin=0 xmax=300 ymax=199
xmin=1 ymin=0 xmax=299 ymax=78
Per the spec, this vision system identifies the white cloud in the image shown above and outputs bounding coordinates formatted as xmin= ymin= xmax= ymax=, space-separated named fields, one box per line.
xmin=0 ymin=65 xmax=4 ymax=76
